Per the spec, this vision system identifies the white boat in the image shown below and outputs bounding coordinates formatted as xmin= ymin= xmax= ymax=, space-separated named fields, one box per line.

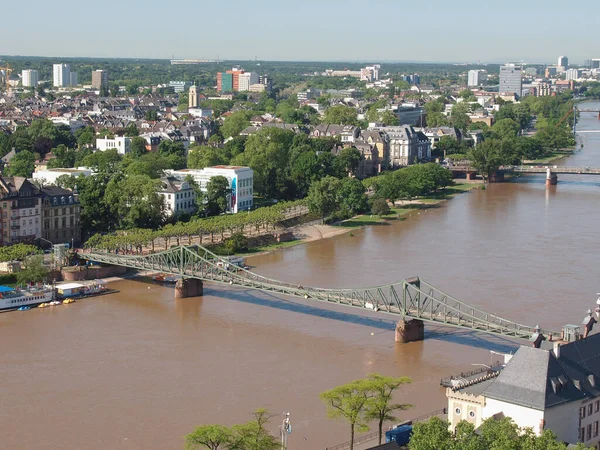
xmin=55 ymin=280 xmax=108 ymax=298
xmin=0 ymin=285 xmax=54 ymax=310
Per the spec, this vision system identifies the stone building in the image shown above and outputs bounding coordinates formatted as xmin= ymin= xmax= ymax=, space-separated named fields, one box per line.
xmin=40 ymin=186 xmax=81 ymax=246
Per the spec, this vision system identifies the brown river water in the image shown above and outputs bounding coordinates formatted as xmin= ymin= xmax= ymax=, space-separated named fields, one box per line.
xmin=1 ymin=102 xmax=599 ymax=450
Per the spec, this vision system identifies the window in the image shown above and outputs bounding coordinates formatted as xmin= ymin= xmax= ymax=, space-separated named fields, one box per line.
xmin=469 ymin=411 xmax=475 ymax=418
xmin=588 ymin=424 xmax=592 ymax=441
xmin=596 ymin=401 xmax=599 ymax=413
xmin=590 ymin=404 xmax=594 ymax=416
xmin=454 ymin=407 xmax=461 ymax=415
xmin=594 ymin=421 xmax=599 ymax=438
xmin=583 ymin=407 xmax=587 ymax=419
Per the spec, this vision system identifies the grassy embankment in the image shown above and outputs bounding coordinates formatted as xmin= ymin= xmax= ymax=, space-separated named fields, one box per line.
xmin=340 ymin=183 xmax=481 ymax=227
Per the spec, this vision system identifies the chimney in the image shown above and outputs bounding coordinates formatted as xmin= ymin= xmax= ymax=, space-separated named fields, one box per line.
xmin=553 ymin=342 xmax=561 ymax=359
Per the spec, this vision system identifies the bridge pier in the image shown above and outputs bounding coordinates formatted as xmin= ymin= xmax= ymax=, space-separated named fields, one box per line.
xmin=489 ymin=171 xmax=505 ymax=183
xmin=175 ymin=278 xmax=204 ymax=298
xmin=466 ymin=172 xmax=477 ymax=181
xmin=395 ymin=318 xmax=425 ymax=343
xmin=546 ymin=168 xmax=558 ymax=186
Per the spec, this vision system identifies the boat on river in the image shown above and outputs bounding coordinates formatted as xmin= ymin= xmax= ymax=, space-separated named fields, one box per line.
xmin=0 ymin=285 xmax=54 ymax=310
xmin=55 ymin=280 xmax=108 ymax=299
xmin=152 ymin=273 xmax=180 ymax=284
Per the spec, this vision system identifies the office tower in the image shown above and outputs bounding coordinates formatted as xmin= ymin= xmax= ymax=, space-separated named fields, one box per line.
xmin=557 ymin=56 xmax=569 ymax=68
xmin=69 ymin=72 xmax=78 ymax=86
xmin=53 ymin=63 xmax=71 ymax=87
xmin=21 ymin=70 xmax=39 ymax=88
xmin=499 ymin=64 xmax=522 ymax=97
xmin=91 ymin=70 xmax=108 ymax=89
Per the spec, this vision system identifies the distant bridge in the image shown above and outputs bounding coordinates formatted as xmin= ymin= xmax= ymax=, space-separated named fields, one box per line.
xmin=79 ymin=246 xmax=558 ymax=342
xmin=502 ymin=166 xmax=600 ymax=175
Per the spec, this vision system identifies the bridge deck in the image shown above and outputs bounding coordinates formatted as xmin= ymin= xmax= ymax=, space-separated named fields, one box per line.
xmin=79 ymin=246 xmax=557 ymax=341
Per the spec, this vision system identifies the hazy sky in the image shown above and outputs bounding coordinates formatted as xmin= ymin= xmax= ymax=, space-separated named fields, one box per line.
xmin=2 ymin=0 xmax=598 ymax=63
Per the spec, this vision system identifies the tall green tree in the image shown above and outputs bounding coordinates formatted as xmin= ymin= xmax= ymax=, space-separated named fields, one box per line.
xmin=364 ymin=373 xmax=413 ymax=445
xmin=184 ymin=424 xmax=238 ymax=450
xmin=130 ymin=137 xmax=148 ymax=157
xmin=221 ymin=111 xmax=253 ymax=138
xmin=321 ymin=378 xmax=371 ymax=450
xmin=306 ymin=176 xmax=343 ymax=218
xmin=188 ymin=145 xmax=228 ymax=169
xmin=467 ymin=140 xmax=503 ymax=181
xmin=205 ymin=175 xmax=230 ymax=216
xmin=7 ymin=150 xmax=36 ymax=177
xmin=337 ymin=147 xmax=362 ymax=177
xmin=105 ymin=175 xmax=165 ymax=229
xmin=323 ymin=105 xmax=359 ymax=126
xmin=16 ymin=255 xmax=48 ymax=284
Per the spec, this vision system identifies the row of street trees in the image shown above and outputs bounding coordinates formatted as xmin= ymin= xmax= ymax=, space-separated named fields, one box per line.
xmin=84 ymin=200 xmax=305 ymax=252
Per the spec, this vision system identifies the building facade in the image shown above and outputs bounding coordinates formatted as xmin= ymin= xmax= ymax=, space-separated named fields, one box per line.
xmin=566 ymin=69 xmax=582 ymax=81
xmin=447 ymin=327 xmax=600 ymax=449
xmin=368 ymin=126 xmax=431 ymax=167
xmin=33 ymin=168 xmax=93 ymax=185
xmin=499 ymin=65 xmax=523 ymax=97
xmin=53 ymin=64 xmax=71 ymax=88
xmin=238 ymin=72 xmax=259 ymax=91
xmin=158 ymin=177 xmax=196 ymax=217
xmin=96 ymin=136 xmax=132 ymax=155
xmin=166 ymin=166 xmax=253 ymax=213
xmin=188 ymin=85 xmax=198 ymax=108
xmin=0 ymin=177 xmax=42 ymax=245
xmin=468 ymin=70 xmax=485 ymax=87
xmin=69 ymin=72 xmax=78 ymax=87
xmin=40 ymin=186 xmax=81 ymax=246
xmin=558 ymin=56 xmax=569 ymax=69
xmin=91 ymin=70 xmax=108 ymax=89
xmin=21 ymin=70 xmax=39 ymax=88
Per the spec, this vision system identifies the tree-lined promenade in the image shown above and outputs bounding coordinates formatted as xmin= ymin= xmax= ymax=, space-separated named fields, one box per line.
xmin=83 ymin=200 xmax=307 ymax=254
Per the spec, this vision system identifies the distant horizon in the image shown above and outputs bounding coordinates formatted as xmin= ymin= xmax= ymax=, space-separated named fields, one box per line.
xmin=1 ymin=53 xmax=586 ymax=67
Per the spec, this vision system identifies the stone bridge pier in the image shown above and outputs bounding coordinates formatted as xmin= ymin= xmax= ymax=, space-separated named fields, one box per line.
xmin=395 ymin=318 xmax=425 ymax=343
xmin=546 ymin=168 xmax=558 ymax=186
xmin=175 ymin=278 xmax=204 ymax=298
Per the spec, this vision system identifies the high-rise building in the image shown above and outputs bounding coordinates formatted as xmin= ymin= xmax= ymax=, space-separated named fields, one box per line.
xmin=412 ymin=73 xmax=420 ymax=85
xmin=69 ymin=72 xmax=78 ymax=86
xmin=238 ymin=72 xmax=259 ymax=91
xmin=467 ymin=70 xmax=485 ymax=86
xmin=565 ymin=68 xmax=582 ymax=81
xmin=53 ymin=63 xmax=71 ymax=87
xmin=557 ymin=56 xmax=569 ymax=68
xmin=217 ymin=68 xmax=244 ymax=92
xmin=21 ymin=70 xmax=39 ymax=88
xmin=499 ymin=64 xmax=522 ymax=97
xmin=591 ymin=59 xmax=600 ymax=69
xmin=188 ymin=85 xmax=198 ymax=108
xmin=91 ymin=70 xmax=108 ymax=89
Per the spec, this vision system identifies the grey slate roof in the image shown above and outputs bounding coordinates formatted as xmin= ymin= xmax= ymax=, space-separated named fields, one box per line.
xmin=483 ymin=345 xmax=585 ymax=410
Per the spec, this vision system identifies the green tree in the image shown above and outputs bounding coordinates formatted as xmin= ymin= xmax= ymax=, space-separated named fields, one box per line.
xmin=337 ymin=147 xmax=362 ymax=176
xmin=82 ymin=149 xmax=123 ymax=173
xmin=492 ymin=118 xmax=520 ymax=140
xmin=188 ymin=145 xmax=228 ymax=169
xmin=221 ymin=111 xmax=252 ymax=138
xmin=184 ymin=424 xmax=237 ymax=450
xmin=340 ymin=178 xmax=368 ymax=216
xmin=371 ymin=198 xmax=391 ymax=217
xmin=467 ymin=139 xmax=503 ymax=181
xmin=75 ymin=126 xmax=96 ymax=148
xmin=306 ymin=176 xmax=343 ymax=218
xmin=321 ymin=378 xmax=371 ymax=450
xmin=205 ymin=175 xmax=230 ymax=216
xmin=224 ymin=232 xmax=249 ymax=254
xmin=130 ymin=137 xmax=148 ymax=157
xmin=105 ymin=175 xmax=164 ymax=229
xmin=0 ymin=244 xmax=39 ymax=262
xmin=364 ymin=374 xmax=413 ymax=445
xmin=145 ymin=109 xmax=158 ymax=121
xmin=235 ymin=409 xmax=279 ymax=450
xmin=408 ymin=416 xmax=453 ymax=450
xmin=323 ymin=105 xmax=359 ymax=126
xmin=16 ymin=255 xmax=48 ymax=284
xmin=7 ymin=150 xmax=36 ymax=177
xmin=47 ymin=144 xmax=76 ymax=169
xmin=124 ymin=122 xmax=139 ymax=137
xmin=158 ymin=140 xmax=185 ymax=157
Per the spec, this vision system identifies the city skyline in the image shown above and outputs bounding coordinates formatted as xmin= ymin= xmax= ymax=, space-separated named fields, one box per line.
xmin=2 ymin=0 xmax=598 ymax=63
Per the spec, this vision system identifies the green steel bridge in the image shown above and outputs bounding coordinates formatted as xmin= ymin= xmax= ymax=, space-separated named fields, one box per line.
xmin=79 ymin=245 xmax=556 ymax=340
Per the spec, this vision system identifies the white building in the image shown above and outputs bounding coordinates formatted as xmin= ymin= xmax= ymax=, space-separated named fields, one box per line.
xmin=447 ymin=324 xmax=600 ymax=448
xmin=468 ymin=70 xmax=486 ymax=87
xmin=361 ymin=65 xmax=381 ymax=82
xmin=558 ymin=56 xmax=569 ymax=69
xmin=499 ymin=64 xmax=523 ymax=97
xmin=158 ymin=177 xmax=196 ymax=216
xmin=566 ymin=69 xmax=582 ymax=81
xmin=21 ymin=70 xmax=39 ymax=88
xmin=238 ymin=72 xmax=260 ymax=92
xmin=53 ymin=64 xmax=71 ymax=88
xmin=95 ymin=136 xmax=132 ymax=155
xmin=165 ymin=166 xmax=253 ymax=213
xmin=33 ymin=167 xmax=93 ymax=185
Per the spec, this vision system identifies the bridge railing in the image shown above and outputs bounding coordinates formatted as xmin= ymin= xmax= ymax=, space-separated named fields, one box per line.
xmin=81 ymin=245 xmax=558 ymax=339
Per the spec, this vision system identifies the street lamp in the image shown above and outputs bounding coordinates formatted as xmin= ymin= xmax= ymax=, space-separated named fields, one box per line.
xmin=279 ymin=412 xmax=291 ymax=450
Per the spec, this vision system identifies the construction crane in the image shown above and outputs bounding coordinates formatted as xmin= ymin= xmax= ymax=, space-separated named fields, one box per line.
xmin=0 ymin=63 xmax=13 ymax=95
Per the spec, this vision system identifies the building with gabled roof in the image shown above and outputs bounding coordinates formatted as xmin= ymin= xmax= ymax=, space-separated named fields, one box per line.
xmin=447 ymin=323 xmax=600 ymax=448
